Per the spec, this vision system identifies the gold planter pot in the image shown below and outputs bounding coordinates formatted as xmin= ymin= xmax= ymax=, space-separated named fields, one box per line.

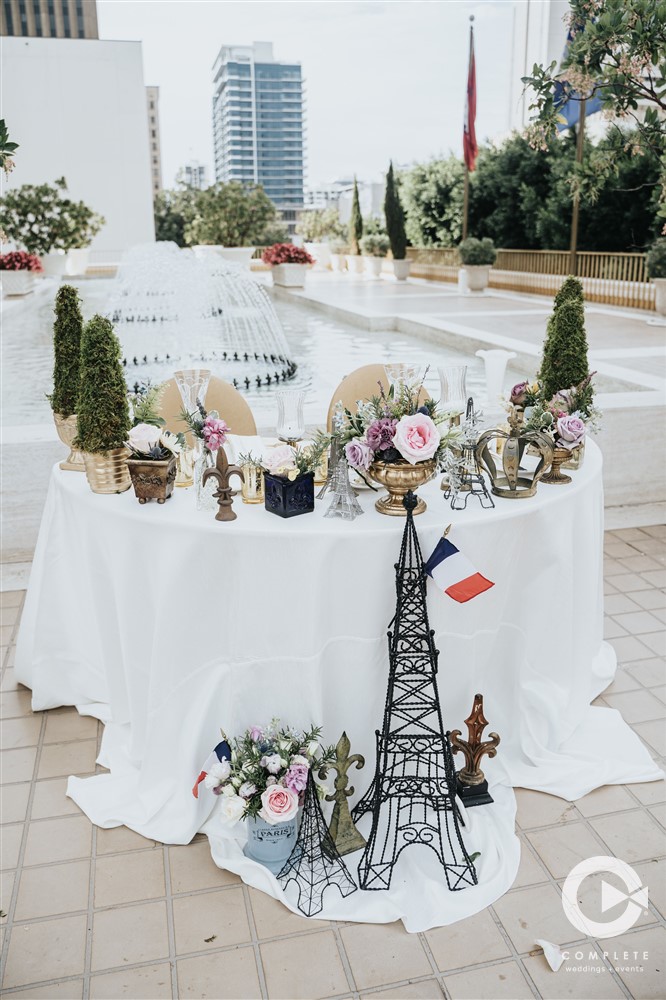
xmin=127 ymin=456 xmax=177 ymax=504
xmin=367 ymin=458 xmax=437 ymax=516
xmin=53 ymin=413 xmax=85 ymax=472
xmin=541 ymin=446 xmax=572 ymax=485
xmin=82 ymin=447 xmax=132 ymax=494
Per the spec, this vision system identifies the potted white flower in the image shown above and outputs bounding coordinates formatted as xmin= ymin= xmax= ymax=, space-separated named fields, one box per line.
xmin=458 ymin=237 xmax=497 ymax=292
xmin=360 ymin=233 xmax=390 ymax=278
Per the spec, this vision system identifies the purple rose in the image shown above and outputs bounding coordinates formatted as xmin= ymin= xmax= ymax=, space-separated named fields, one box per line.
xmin=284 ymin=763 xmax=309 ymax=794
xmin=510 ymin=381 xmax=529 ymax=405
xmin=556 ymin=415 xmax=586 ymax=450
xmin=344 ymin=438 xmax=372 ymax=470
xmin=366 ymin=417 xmax=397 ymax=452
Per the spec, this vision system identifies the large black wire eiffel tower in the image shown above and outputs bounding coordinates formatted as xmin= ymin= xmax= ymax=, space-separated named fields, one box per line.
xmin=352 ymin=492 xmax=478 ymax=892
xmin=278 ymin=769 xmax=357 ymax=917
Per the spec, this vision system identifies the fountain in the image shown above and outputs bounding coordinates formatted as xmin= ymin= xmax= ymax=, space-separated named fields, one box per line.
xmin=105 ymin=243 xmax=297 ymax=391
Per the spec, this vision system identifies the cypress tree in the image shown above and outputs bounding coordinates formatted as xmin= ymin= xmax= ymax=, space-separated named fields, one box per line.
xmin=349 ymin=177 xmax=363 ymax=255
xmin=51 ymin=284 xmax=83 ymax=417
xmin=553 ymin=275 xmax=584 ymax=309
xmin=75 ymin=315 xmax=130 ymax=453
xmin=384 ymin=162 xmax=407 ymax=260
xmin=540 ymin=297 xmax=590 ymax=400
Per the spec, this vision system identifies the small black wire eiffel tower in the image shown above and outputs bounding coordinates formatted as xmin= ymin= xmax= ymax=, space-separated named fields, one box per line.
xmin=352 ymin=491 xmax=478 ymax=892
xmin=277 ymin=769 xmax=357 ymax=917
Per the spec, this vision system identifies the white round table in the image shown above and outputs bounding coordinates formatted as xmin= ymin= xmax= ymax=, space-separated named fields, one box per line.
xmin=15 ymin=444 xmax=661 ymax=931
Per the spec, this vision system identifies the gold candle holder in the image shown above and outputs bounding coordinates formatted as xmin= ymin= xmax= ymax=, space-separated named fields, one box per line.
xmin=176 ymin=447 xmax=195 ymax=487
xmin=241 ymin=462 xmax=264 ymax=504
xmin=314 ymin=451 xmax=328 ymax=486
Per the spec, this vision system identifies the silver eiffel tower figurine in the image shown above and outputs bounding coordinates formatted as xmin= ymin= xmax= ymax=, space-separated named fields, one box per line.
xmin=324 ymin=444 xmax=364 ymax=520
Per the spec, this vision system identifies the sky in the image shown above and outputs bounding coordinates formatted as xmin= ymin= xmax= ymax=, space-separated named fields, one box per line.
xmin=97 ymin=0 xmax=524 ymax=190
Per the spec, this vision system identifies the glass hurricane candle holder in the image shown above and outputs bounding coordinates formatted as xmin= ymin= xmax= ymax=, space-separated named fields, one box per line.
xmin=384 ymin=363 xmax=421 ymax=395
xmin=174 ymin=368 xmax=211 ymax=417
xmin=240 ymin=462 xmax=264 ymax=504
xmin=438 ymin=365 xmax=467 ymax=424
xmin=276 ymin=389 xmax=306 ymax=446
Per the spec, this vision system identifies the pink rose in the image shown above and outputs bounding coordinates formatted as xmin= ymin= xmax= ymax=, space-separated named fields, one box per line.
xmin=249 ymin=726 xmax=262 ymax=742
xmin=393 ymin=413 xmax=440 ymax=465
xmin=510 ymin=381 xmax=529 ymax=405
xmin=556 ymin=415 xmax=586 ymax=450
xmin=202 ymin=415 xmax=229 ymax=452
xmin=344 ymin=438 xmax=372 ymax=470
xmin=259 ymin=784 xmax=300 ymax=825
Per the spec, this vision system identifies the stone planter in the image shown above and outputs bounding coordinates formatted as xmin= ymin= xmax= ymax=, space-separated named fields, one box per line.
xmin=1 ymin=271 xmax=35 ymax=296
xmin=345 ymin=255 xmax=365 ymax=275
xmin=463 ymin=264 xmax=491 ymax=292
xmin=82 ymin=447 xmax=131 ymax=495
xmin=271 ymin=263 xmax=309 ymax=288
xmin=127 ymin=456 xmax=177 ymax=503
xmin=66 ymin=249 xmax=90 ymax=276
xmin=364 ymin=256 xmax=383 ymax=278
xmin=652 ymin=277 xmax=666 ymax=316
xmin=40 ymin=253 xmax=68 ymax=278
xmin=304 ymin=242 xmax=331 ymax=270
xmin=331 ymin=254 xmax=347 ymax=272
xmin=393 ymin=259 xmax=411 ymax=281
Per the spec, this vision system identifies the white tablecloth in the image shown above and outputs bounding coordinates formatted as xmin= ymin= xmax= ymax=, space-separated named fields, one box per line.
xmin=15 ymin=444 xmax=661 ymax=931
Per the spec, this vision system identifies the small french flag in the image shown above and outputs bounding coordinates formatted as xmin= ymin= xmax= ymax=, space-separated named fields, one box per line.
xmin=192 ymin=737 xmax=231 ymax=799
xmin=424 ymin=536 xmax=494 ymax=603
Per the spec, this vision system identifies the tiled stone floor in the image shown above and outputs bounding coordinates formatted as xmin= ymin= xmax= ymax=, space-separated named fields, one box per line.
xmin=1 ymin=525 xmax=665 ymax=1000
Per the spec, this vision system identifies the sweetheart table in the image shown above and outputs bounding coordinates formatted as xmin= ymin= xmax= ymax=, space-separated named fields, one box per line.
xmin=15 ymin=442 xmax=661 ymax=931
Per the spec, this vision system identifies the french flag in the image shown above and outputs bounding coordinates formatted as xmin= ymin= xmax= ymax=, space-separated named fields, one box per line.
xmin=192 ymin=737 xmax=231 ymax=798
xmin=424 ymin=537 xmax=494 ymax=603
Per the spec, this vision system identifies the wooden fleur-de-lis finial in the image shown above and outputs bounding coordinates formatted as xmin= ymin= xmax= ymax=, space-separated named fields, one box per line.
xmin=202 ymin=448 xmax=245 ymax=522
xmin=450 ymin=693 xmax=500 ymax=788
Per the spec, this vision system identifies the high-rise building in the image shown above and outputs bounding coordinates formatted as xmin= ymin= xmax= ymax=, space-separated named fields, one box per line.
xmin=212 ymin=41 xmax=304 ymax=230
xmin=1 ymin=0 xmax=98 ymax=38
xmin=146 ymin=86 xmax=162 ymax=197
xmin=180 ymin=161 xmax=208 ymax=190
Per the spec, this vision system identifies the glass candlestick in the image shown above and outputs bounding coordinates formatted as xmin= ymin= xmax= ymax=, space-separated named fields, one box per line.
xmin=385 ymin=363 xmax=421 ymax=395
xmin=438 ymin=365 xmax=467 ymax=423
xmin=276 ymin=389 xmax=306 ymax=447
xmin=174 ymin=368 xmax=211 ymax=416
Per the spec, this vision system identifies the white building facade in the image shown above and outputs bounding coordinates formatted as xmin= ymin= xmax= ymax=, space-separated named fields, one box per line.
xmin=2 ymin=37 xmax=155 ymax=260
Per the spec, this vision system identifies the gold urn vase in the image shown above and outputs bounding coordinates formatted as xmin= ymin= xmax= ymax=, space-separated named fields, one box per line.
xmin=82 ymin=447 xmax=132 ymax=494
xmin=541 ymin=446 xmax=572 ymax=485
xmin=53 ymin=413 xmax=85 ymax=472
xmin=367 ymin=459 xmax=437 ymax=516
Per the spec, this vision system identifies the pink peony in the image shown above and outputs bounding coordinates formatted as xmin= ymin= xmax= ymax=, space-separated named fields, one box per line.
xmin=284 ymin=763 xmax=309 ymax=794
xmin=344 ymin=438 xmax=372 ymax=470
xmin=556 ymin=415 xmax=586 ymax=450
xmin=393 ymin=413 xmax=440 ymax=465
xmin=259 ymin=784 xmax=300 ymax=825
xmin=202 ymin=415 xmax=229 ymax=452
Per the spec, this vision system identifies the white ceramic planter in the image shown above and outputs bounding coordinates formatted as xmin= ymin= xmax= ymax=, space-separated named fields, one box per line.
xmin=331 ymin=254 xmax=347 ymax=273
xmin=463 ymin=264 xmax=491 ymax=292
xmin=364 ymin=256 xmax=383 ymax=278
xmin=271 ymin=263 xmax=309 ymax=288
xmin=66 ymin=249 xmax=90 ymax=276
xmin=393 ymin=259 xmax=412 ymax=281
xmin=40 ymin=252 xmax=68 ymax=278
xmin=304 ymin=242 xmax=331 ymax=270
xmin=345 ymin=255 xmax=365 ymax=275
xmin=1 ymin=270 xmax=35 ymax=296
xmin=652 ymin=277 xmax=666 ymax=316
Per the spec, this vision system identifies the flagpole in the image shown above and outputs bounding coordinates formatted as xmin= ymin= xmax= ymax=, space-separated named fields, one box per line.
xmin=569 ymin=96 xmax=586 ymax=276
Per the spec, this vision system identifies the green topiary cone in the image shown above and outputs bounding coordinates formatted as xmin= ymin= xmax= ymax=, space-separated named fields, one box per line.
xmin=75 ymin=315 xmax=130 ymax=453
xmin=384 ymin=162 xmax=407 ymax=261
xmin=51 ymin=285 xmax=83 ymax=418
xmin=540 ymin=296 xmax=590 ymax=401
xmin=349 ymin=178 xmax=363 ymax=256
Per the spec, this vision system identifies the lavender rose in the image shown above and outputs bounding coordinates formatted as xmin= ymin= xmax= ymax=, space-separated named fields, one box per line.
xmin=510 ymin=381 xmax=529 ymax=405
xmin=344 ymin=438 xmax=372 ymax=470
xmin=556 ymin=415 xmax=586 ymax=450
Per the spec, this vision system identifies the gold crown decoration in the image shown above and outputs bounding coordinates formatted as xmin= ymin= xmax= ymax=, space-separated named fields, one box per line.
xmin=475 ymin=407 xmax=554 ymax=499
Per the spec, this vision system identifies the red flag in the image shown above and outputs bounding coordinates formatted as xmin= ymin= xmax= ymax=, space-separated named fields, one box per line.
xmin=463 ymin=22 xmax=478 ymax=172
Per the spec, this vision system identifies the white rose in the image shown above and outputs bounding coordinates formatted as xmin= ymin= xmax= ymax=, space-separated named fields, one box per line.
xmin=219 ymin=794 xmax=246 ymax=824
xmin=261 ymin=753 xmax=285 ymax=775
xmin=221 ymin=783 xmax=236 ymax=797
xmin=291 ymin=754 xmax=308 ymax=766
xmin=239 ymin=781 xmax=257 ymax=799
xmin=306 ymin=741 xmax=320 ymax=757
xmin=203 ymin=760 xmax=231 ymax=790
xmin=129 ymin=422 xmax=161 ymax=454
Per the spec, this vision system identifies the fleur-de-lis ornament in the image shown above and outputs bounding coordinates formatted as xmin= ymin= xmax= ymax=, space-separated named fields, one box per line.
xmin=202 ymin=448 xmax=244 ymax=522
xmin=318 ymin=732 xmax=366 ymax=856
xmin=450 ymin=693 xmax=500 ymax=807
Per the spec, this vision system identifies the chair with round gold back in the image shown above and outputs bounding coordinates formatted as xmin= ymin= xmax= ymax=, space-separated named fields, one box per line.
xmin=326 ymin=364 xmax=431 ymax=431
xmin=158 ymin=375 xmax=258 ymax=441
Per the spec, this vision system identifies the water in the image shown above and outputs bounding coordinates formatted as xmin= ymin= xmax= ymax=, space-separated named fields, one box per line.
xmin=2 ymin=276 xmax=519 ymax=432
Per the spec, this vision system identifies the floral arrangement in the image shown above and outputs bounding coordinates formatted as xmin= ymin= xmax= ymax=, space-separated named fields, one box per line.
xmin=338 ymin=375 xmax=458 ymax=473
xmin=0 ymin=250 xmax=42 ymax=271
xmin=263 ymin=433 xmax=329 ymax=481
xmin=127 ymin=423 xmax=184 ymax=461
xmin=180 ymin=401 xmax=229 ymax=453
xmin=204 ymin=721 xmax=334 ymax=824
xmin=261 ymin=243 xmax=315 ymax=266
xmin=508 ymin=375 xmax=601 ymax=451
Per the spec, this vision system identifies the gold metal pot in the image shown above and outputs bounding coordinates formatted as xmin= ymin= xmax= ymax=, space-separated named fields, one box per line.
xmin=127 ymin=456 xmax=177 ymax=503
xmin=82 ymin=447 xmax=131 ymax=494
xmin=541 ymin=446 xmax=572 ymax=485
xmin=53 ymin=413 xmax=85 ymax=472
xmin=367 ymin=458 xmax=437 ymax=516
